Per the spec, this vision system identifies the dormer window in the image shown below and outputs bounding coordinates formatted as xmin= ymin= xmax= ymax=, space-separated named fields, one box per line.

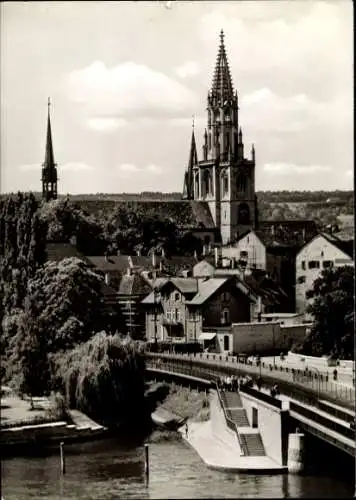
xmin=174 ymin=292 xmax=180 ymax=302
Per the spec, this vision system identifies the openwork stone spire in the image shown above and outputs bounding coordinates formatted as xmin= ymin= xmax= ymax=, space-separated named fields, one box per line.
xmin=211 ymin=29 xmax=234 ymax=101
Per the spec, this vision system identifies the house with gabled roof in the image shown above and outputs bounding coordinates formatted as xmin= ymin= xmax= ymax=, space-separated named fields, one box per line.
xmin=295 ymin=232 xmax=354 ymax=318
xmin=141 ymin=275 xmax=258 ymax=344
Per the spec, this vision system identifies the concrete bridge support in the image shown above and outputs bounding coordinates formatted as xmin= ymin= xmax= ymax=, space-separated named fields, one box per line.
xmin=287 ymin=432 xmax=305 ymax=474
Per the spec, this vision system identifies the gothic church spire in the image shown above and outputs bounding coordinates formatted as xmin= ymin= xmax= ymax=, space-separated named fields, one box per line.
xmin=211 ymin=29 xmax=234 ymax=101
xmin=42 ymin=97 xmax=58 ymax=201
xmin=183 ymin=120 xmax=198 ymax=200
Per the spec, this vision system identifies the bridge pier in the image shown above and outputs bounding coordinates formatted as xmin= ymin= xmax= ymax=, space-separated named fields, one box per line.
xmin=287 ymin=432 xmax=305 ymax=474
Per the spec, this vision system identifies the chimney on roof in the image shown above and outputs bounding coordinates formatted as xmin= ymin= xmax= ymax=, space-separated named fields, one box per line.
xmin=203 ymin=245 xmax=206 ymax=256
xmin=159 ymin=260 xmax=163 ymax=272
xmin=161 ymin=247 xmax=165 ymax=258
xmin=105 ymin=272 xmax=110 ymax=286
xmin=152 ymin=250 xmax=156 ymax=268
xmin=271 ymin=224 xmax=275 ymax=237
xmin=302 ymin=228 xmax=306 ymax=241
xmin=214 ymin=246 xmax=221 ymax=267
xmin=194 ymin=250 xmax=198 ymax=260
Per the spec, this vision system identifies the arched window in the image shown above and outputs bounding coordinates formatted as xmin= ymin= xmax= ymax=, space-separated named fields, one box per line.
xmin=203 ymin=169 xmax=213 ymax=196
xmin=238 ymin=203 xmax=251 ymax=225
xmin=236 ymin=172 xmax=246 ymax=193
xmin=221 ymin=171 xmax=228 ymax=197
xmin=195 ymin=173 xmax=200 ymax=197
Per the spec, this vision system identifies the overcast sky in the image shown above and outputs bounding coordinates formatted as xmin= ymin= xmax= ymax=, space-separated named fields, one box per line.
xmin=1 ymin=1 xmax=353 ymax=194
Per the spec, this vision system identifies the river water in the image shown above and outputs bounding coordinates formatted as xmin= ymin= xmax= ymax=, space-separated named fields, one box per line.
xmin=1 ymin=437 xmax=353 ymax=499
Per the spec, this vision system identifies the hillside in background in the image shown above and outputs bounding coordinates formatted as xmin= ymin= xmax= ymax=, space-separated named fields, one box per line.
xmin=1 ymin=190 xmax=353 ymax=231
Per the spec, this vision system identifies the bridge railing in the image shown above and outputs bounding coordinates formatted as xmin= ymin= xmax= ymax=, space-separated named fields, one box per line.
xmin=145 ymin=352 xmax=355 ymax=410
xmin=289 ymin=401 xmax=355 ymax=442
xmin=239 ymin=385 xmax=283 ymax=410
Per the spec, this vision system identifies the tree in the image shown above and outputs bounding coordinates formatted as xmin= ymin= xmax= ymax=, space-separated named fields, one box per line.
xmin=8 ymin=312 xmax=50 ymax=397
xmin=40 ymin=198 xmax=108 ymax=255
xmin=301 ymin=266 xmax=354 ymax=359
xmin=21 ymin=257 xmax=115 ymax=352
xmin=54 ymin=332 xmax=147 ymax=428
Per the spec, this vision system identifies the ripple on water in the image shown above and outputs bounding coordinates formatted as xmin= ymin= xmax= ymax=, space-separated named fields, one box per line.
xmin=1 ymin=438 xmax=353 ymax=499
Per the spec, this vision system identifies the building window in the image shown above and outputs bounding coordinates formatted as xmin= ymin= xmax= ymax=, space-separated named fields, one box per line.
xmin=301 ymin=261 xmax=306 ymax=270
xmin=221 ymin=308 xmax=230 ymax=325
xmin=188 ymin=309 xmax=196 ymax=321
xmin=308 ymin=260 xmax=320 ymax=269
xmin=323 ymin=260 xmax=333 ymax=269
xmin=166 ymin=310 xmax=172 ymax=321
xmin=240 ymin=250 xmax=248 ymax=258
xmin=174 ymin=292 xmax=180 ymax=301
xmin=238 ymin=203 xmax=250 ymax=225
xmin=297 ymin=276 xmax=306 ymax=284
xmin=223 ymin=335 xmax=230 ymax=351
xmin=176 ymin=309 xmax=181 ymax=322
xmin=221 ymin=292 xmax=229 ymax=302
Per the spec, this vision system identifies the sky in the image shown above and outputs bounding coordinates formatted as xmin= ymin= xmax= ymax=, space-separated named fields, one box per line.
xmin=0 ymin=0 xmax=353 ymax=194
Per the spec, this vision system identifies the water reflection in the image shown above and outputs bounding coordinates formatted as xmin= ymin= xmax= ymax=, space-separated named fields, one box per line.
xmin=2 ymin=438 xmax=353 ymax=499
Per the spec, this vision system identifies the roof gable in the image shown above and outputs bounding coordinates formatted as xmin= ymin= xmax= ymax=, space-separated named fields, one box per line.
xmin=299 ymin=233 xmax=353 ymax=259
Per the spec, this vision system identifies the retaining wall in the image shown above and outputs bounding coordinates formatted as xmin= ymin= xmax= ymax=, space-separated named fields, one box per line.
xmin=239 ymin=391 xmax=287 ymax=466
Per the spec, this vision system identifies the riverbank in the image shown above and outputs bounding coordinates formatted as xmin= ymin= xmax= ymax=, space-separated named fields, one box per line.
xmin=146 ymin=382 xmax=210 ymax=441
xmin=0 ymin=387 xmax=108 ymax=456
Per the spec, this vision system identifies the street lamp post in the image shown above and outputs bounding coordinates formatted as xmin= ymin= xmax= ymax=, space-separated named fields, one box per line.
xmin=153 ymin=287 xmax=158 ymax=348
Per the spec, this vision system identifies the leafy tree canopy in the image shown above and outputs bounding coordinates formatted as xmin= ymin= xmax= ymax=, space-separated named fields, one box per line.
xmin=53 ymin=332 xmax=146 ymax=427
xmin=300 ymin=266 xmax=354 ymax=359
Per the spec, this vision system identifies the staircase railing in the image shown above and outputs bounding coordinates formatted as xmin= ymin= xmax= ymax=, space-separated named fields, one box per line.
xmin=215 ymin=383 xmax=248 ymax=456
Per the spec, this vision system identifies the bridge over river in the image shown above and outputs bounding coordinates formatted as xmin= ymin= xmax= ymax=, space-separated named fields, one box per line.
xmin=145 ymin=352 xmax=355 ymax=458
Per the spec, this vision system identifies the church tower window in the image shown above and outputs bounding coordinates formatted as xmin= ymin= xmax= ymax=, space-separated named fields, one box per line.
xmin=238 ymin=203 xmax=250 ymax=225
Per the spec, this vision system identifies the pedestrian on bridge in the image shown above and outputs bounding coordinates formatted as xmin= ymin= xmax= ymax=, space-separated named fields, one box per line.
xmin=257 ymin=376 xmax=262 ymax=391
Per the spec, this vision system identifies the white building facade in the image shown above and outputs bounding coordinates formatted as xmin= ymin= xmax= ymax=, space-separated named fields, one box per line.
xmin=295 ymin=234 xmax=354 ymax=319
xmin=221 ymin=230 xmax=267 ymax=270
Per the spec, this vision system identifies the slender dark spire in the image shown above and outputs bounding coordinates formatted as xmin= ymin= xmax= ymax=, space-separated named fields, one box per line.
xmin=188 ymin=126 xmax=198 ymax=168
xmin=211 ymin=29 xmax=234 ymax=100
xmin=44 ymin=97 xmax=55 ymax=168
xmin=42 ymin=97 xmax=58 ymax=201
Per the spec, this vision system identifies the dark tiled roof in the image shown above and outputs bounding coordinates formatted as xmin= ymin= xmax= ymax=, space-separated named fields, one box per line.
xmin=118 ymin=273 xmax=152 ymax=296
xmin=45 ymin=242 xmax=93 ymax=265
xmin=244 ymin=271 xmax=288 ymax=307
xmin=86 ymin=255 xmax=131 ymax=271
xmin=170 ymin=278 xmax=199 ymax=294
xmin=185 ymin=278 xmax=229 ymax=305
xmin=75 ymin=200 xmax=216 ymax=229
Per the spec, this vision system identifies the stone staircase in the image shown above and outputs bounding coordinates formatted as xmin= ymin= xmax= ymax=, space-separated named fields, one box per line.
xmin=221 ymin=391 xmax=249 ymax=427
xmin=219 ymin=390 xmax=266 ymax=457
xmin=239 ymin=432 xmax=266 ymax=456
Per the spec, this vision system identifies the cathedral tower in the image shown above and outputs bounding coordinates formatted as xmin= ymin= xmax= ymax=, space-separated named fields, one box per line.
xmin=42 ymin=98 xmax=58 ymax=202
xmin=183 ymin=30 xmax=257 ymax=244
